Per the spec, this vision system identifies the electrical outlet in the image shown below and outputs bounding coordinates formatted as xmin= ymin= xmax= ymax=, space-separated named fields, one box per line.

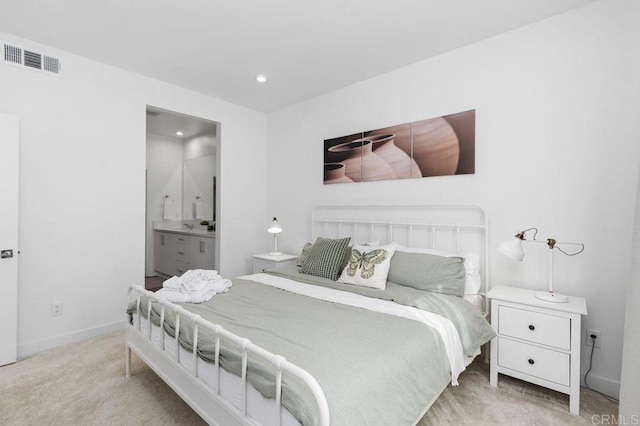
xmin=586 ymin=329 xmax=601 ymax=349
xmin=51 ymin=301 xmax=63 ymax=317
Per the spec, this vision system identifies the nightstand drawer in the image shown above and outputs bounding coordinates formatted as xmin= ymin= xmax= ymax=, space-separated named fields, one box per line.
xmin=499 ymin=306 xmax=570 ymax=350
xmin=253 ymin=259 xmax=275 ymax=273
xmin=498 ymin=338 xmax=570 ymax=386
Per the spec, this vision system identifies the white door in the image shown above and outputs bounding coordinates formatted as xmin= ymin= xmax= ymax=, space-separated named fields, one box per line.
xmin=0 ymin=114 xmax=19 ymax=366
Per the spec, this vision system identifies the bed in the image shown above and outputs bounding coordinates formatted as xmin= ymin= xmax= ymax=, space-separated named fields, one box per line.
xmin=126 ymin=204 xmax=495 ymax=425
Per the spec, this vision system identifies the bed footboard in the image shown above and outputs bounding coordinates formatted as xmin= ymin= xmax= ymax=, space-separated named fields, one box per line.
xmin=125 ymin=284 xmax=330 ymax=426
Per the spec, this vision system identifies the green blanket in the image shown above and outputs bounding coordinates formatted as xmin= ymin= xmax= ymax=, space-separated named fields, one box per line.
xmin=129 ymin=269 xmax=494 ymax=425
xmin=267 ymin=266 xmax=495 ymax=357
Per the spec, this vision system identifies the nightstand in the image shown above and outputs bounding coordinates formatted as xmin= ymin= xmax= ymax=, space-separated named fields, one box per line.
xmin=252 ymin=253 xmax=298 ymax=274
xmin=487 ymin=285 xmax=587 ymax=415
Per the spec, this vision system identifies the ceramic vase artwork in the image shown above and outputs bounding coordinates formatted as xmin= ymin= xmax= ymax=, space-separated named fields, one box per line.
xmin=328 ymin=140 xmax=396 ymax=182
xmin=411 ymin=117 xmax=460 ymax=177
xmin=366 ymin=133 xmax=421 ymax=179
xmin=323 ymin=163 xmax=353 ymax=184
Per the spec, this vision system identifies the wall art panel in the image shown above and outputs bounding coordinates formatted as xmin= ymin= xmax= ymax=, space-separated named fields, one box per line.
xmin=323 ymin=109 xmax=475 ymax=184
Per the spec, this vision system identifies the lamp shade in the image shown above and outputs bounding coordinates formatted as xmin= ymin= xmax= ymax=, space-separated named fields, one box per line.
xmin=496 ymin=237 xmax=525 ymax=261
xmin=267 ymin=217 xmax=282 ymax=234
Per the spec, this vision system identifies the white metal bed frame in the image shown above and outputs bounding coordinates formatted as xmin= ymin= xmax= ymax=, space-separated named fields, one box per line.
xmin=311 ymin=203 xmax=489 ymax=312
xmin=125 ymin=203 xmax=489 ymax=425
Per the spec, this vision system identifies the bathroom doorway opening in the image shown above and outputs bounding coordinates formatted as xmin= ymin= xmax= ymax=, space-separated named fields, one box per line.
xmin=145 ymin=106 xmax=220 ymax=289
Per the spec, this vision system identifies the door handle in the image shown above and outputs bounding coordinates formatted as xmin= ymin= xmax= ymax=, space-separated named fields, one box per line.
xmin=1 ymin=249 xmax=14 ymax=259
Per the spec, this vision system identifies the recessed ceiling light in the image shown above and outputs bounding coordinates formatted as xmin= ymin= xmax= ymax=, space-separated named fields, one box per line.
xmin=176 ymin=131 xmax=183 ymax=136
xmin=255 ymin=74 xmax=267 ymax=83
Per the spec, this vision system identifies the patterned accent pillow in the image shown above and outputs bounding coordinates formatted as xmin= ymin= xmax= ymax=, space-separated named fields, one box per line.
xmin=298 ymin=239 xmax=379 ymax=268
xmin=301 ymin=237 xmax=351 ymax=281
xmin=338 ymin=243 xmax=396 ymax=290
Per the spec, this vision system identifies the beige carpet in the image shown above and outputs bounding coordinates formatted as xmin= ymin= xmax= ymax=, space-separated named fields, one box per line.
xmin=0 ymin=331 xmax=617 ymax=425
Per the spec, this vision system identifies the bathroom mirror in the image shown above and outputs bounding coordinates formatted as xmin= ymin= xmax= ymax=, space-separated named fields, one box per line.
xmin=183 ymin=154 xmax=216 ymax=222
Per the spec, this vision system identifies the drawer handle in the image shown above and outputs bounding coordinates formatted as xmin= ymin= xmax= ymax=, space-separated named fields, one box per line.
xmin=528 ymin=359 xmax=535 ymax=365
xmin=528 ymin=325 xmax=535 ymax=331
xmin=177 ymin=251 xmax=185 ymax=255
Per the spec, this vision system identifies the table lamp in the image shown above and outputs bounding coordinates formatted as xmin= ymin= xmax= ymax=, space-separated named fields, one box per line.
xmin=496 ymin=227 xmax=584 ymax=303
xmin=267 ymin=217 xmax=283 ymax=256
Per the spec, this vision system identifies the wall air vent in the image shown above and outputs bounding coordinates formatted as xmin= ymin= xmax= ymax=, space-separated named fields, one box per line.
xmin=43 ymin=55 xmax=61 ymax=74
xmin=24 ymin=50 xmax=42 ymax=69
xmin=2 ymin=42 xmax=62 ymax=76
xmin=4 ymin=44 xmax=21 ymax=64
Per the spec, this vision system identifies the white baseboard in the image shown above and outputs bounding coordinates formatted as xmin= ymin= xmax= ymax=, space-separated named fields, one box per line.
xmin=581 ymin=371 xmax=620 ymax=400
xmin=18 ymin=320 xmax=125 ymax=359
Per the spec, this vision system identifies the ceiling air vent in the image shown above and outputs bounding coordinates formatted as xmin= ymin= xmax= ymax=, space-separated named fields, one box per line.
xmin=2 ymin=42 xmax=62 ymax=76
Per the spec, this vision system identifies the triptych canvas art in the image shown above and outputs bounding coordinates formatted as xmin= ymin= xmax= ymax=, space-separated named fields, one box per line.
xmin=323 ymin=109 xmax=475 ymax=184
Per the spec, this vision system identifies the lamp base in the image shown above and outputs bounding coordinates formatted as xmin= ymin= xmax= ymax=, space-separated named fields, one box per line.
xmin=535 ymin=291 xmax=569 ymax=303
xmin=269 ymin=251 xmax=283 ymax=256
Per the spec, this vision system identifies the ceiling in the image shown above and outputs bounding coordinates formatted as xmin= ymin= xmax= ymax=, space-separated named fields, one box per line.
xmin=0 ymin=0 xmax=598 ymax=112
xmin=146 ymin=108 xmax=217 ymax=140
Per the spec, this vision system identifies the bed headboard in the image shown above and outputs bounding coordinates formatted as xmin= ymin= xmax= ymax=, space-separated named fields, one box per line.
xmin=312 ymin=204 xmax=489 ymax=310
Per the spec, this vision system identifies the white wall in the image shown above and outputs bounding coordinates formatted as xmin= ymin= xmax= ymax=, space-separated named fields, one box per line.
xmin=0 ymin=31 xmax=268 ymax=356
xmin=267 ymin=0 xmax=640 ymax=398
xmin=620 ymin=170 xmax=640 ymax=417
xmin=145 ymin=133 xmax=183 ymax=275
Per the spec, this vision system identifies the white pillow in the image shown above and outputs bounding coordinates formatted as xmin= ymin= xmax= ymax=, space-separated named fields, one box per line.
xmin=339 ymin=243 xmax=396 ymax=290
xmin=393 ymin=244 xmax=481 ymax=294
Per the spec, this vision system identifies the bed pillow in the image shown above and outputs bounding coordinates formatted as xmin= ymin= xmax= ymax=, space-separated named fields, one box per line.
xmin=298 ymin=242 xmax=352 ymax=269
xmin=297 ymin=242 xmax=314 ymax=267
xmin=394 ymin=245 xmax=481 ymax=294
xmin=338 ymin=243 xmax=396 ymax=290
xmin=387 ymin=251 xmax=465 ymax=296
xmin=301 ymin=237 xmax=351 ymax=281
xmin=298 ymin=239 xmax=381 ymax=267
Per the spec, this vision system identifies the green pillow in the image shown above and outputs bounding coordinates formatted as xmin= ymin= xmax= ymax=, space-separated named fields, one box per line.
xmin=297 ymin=242 xmax=314 ymax=267
xmin=387 ymin=251 xmax=465 ymax=296
xmin=301 ymin=237 xmax=351 ymax=281
xmin=298 ymin=242 xmax=352 ymax=269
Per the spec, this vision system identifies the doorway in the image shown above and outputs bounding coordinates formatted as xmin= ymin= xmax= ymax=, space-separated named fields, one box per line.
xmin=145 ymin=107 xmax=220 ymax=289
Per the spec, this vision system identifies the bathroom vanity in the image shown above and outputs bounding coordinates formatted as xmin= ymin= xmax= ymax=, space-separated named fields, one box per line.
xmin=153 ymin=225 xmax=215 ymax=277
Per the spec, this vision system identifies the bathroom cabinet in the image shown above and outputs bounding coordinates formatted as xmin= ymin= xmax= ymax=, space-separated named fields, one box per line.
xmin=154 ymin=230 xmax=215 ymax=277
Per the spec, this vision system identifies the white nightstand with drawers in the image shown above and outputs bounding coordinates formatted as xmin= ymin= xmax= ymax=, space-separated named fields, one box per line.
xmin=252 ymin=253 xmax=298 ymax=274
xmin=487 ymin=285 xmax=587 ymax=415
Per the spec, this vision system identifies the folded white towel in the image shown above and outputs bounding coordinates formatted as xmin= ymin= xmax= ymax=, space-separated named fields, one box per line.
xmin=180 ymin=269 xmax=221 ymax=293
xmin=209 ymin=278 xmax=232 ymax=294
xmin=155 ymin=279 xmax=231 ymax=304
xmin=162 ymin=269 xmax=221 ymax=292
xmin=195 ymin=199 xmax=205 ymax=220
xmin=163 ymin=198 xmax=174 ymax=220
xmin=162 ymin=276 xmax=181 ymax=290
xmin=155 ymin=288 xmax=216 ymax=304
